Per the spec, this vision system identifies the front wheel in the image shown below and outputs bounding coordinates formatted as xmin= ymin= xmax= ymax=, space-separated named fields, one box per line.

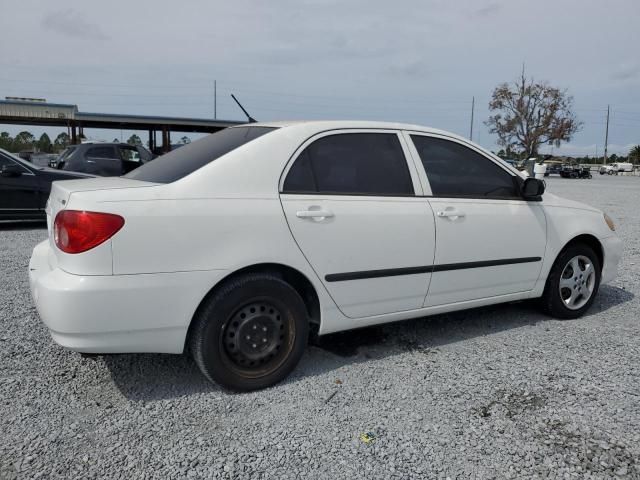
xmin=189 ymin=273 xmax=309 ymax=391
xmin=540 ymin=244 xmax=601 ymax=319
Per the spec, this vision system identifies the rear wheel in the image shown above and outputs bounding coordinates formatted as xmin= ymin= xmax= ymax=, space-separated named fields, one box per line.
xmin=540 ymin=244 xmax=601 ymax=319
xmin=189 ymin=273 xmax=309 ymax=391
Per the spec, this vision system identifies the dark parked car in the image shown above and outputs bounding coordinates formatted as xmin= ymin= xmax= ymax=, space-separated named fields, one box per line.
xmin=559 ymin=165 xmax=592 ymax=179
xmin=546 ymin=164 xmax=562 ymax=176
xmin=0 ymin=148 xmax=93 ymax=220
xmin=52 ymin=142 xmax=154 ymax=176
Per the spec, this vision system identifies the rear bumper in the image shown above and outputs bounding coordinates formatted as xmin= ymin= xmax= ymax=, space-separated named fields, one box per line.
xmin=29 ymin=240 xmax=227 ymax=354
xmin=600 ymin=235 xmax=622 ymax=285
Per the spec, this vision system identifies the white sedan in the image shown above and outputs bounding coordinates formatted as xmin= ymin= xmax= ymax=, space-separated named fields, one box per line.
xmin=29 ymin=121 xmax=622 ymax=391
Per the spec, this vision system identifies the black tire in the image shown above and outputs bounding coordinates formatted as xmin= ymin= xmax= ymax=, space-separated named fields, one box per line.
xmin=540 ymin=244 xmax=601 ymax=319
xmin=189 ymin=273 xmax=309 ymax=391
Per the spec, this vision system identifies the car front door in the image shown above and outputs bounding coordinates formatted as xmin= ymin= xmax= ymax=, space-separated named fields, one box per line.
xmin=0 ymin=152 xmax=40 ymax=217
xmin=405 ymin=133 xmax=547 ymax=307
xmin=279 ymin=130 xmax=436 ymax=318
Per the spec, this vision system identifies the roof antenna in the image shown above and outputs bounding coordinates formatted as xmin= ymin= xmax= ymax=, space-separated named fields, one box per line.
xmin=230 ymin=94 xmax=257 ymax=123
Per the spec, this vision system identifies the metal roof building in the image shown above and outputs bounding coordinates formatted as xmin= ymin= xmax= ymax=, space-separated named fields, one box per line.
xmin=0 ymin=99 xmax=244 ymax=152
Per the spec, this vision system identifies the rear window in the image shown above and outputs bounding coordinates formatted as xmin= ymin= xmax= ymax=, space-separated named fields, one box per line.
xmin=125 ymin=126 xmax=277 ymax=183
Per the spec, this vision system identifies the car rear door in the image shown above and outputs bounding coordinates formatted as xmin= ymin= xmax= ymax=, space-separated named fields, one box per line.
xmin=404 ymin=132 xmax=547 ymax=307
xmin=279 ymin=130 xmax=436 ymax=319
xmin=84 ymin=145 xmax=121 ymax=176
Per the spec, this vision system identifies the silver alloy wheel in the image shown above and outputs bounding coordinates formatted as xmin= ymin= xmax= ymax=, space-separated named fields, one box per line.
xmin=559 ymin=255 xmax=596 ymax=310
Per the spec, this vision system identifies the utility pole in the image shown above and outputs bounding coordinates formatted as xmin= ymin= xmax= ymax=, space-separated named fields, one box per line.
xmin=603 ymin=105 xmax=609 ymax=165
xmin=469 ymin=96 xmax=475 ymax=141
xmin=214 ymin=80 xmax=217 ymax=119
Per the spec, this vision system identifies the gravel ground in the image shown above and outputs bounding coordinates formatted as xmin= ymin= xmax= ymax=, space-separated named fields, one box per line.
xmin=1 ymin=175 xmax=639 ymax=479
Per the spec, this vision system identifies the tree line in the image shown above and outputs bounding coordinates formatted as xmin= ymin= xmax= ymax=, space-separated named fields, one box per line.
xmin=495 ymin=148 xmax=640 ymax=165
xmin=0 ymin=131 xmax=70 ymax=154
xmin=0 ymin=131 xmax=191 ymax=154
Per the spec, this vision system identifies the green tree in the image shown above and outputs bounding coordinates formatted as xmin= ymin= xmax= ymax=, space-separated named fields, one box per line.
xmin=53 ymin=132 xmax=70 ymax=151
xmin=12 ymin=131 xmax=36 ymax=151
xmin=629 ymin=145 xmax=640 ymax=163
xmin=38 ymin=133 xmax=52 ymax=153
xmin=486 ymin=70 xmax=581 ymax=158
xmin=0 ymin=131 xmax=13 ymax=150
xmin=127 ymin=134 xmax=142 ymax=146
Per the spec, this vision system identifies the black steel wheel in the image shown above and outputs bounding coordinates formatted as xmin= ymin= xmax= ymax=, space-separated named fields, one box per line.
xmin=221 ymin=300 xmax=291 ymax=377
xmin=189 ymin=273 xmax=309 ymax=391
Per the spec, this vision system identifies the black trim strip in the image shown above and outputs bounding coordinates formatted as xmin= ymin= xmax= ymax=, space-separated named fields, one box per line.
xmin=324 ymin=257 xmax=541 ymax=282
xmin=325 ymin=266 xmax=433 ymax=282
xmin=431 ymin=257 xmax=541 ymax=272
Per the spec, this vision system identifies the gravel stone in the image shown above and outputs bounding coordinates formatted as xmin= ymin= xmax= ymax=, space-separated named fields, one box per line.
xmin=1 ymin=175 xmax=639 ymax=478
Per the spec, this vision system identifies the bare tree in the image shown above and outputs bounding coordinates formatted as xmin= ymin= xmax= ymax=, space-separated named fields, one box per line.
xmin=486 ymin=71 xmax=581 ymax=159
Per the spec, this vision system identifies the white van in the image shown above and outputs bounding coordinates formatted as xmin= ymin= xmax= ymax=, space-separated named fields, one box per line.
xmin=599 ymin=162 xmax=633 ymax=175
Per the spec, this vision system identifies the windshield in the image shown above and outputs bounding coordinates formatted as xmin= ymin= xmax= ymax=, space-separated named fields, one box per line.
xmin=59 ymin=146 xmax=77 ymax=161
xmin=125 ymin=126 xmax=278 ymax=183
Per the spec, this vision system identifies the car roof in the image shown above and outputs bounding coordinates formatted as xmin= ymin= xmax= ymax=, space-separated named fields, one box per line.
xmin=78 ymin=142 xmax=140 ymax=147
xmin=243 ymin=119 xmax=451 ymax=134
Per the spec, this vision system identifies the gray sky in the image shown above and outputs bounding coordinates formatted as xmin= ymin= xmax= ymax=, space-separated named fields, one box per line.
xmin=1 ymin=0 xmax=639 ymax=155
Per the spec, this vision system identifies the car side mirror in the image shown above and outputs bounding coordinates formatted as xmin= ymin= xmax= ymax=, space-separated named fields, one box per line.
xmin=522 ymin=177 xmax=545 ymax=199
xmin=0 ymin=164 xmax=23 ymax=177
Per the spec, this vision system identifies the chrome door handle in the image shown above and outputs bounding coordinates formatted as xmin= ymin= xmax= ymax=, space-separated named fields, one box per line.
xmin=436 ymin=209 xmax=466 ymax=218
xmin=296 ymin=209 xmax=334 ymax=219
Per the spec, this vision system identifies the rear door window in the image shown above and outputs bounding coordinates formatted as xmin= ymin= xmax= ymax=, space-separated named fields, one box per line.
xmin=125 ymin=126 xmax=277 ymax=183
xmin=283 ymin=132 xmax=414 ymax=196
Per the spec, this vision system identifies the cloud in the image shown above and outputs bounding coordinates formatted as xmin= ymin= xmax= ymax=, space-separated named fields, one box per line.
xmin=611 ymin=62 xmax=640 ymax=81
xmin=386 ymin=58 xmax=432 ymax=78
xmin=42 ymin=9 xmax=110 ymax=40
xmin=472 ymin=2 xmax=503 ymax=17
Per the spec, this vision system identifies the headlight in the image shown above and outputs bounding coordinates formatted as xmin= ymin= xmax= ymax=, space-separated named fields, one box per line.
xmin=604 ymin=213 xmax=616 ymax=231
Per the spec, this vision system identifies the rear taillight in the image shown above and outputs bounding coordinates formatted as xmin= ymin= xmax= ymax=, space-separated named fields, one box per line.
xmin=54 ymin=210 xmax=124 ymax=254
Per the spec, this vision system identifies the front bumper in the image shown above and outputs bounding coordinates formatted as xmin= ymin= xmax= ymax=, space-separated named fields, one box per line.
xmin=600 ymin=235 xmax=622 ymax=285
xmin=29 ymin=240 xmax=227 ymax=354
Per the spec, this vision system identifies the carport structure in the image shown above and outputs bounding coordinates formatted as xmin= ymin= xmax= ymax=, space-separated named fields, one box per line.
xmin=0 ymin=98 xmax=244 ymax=153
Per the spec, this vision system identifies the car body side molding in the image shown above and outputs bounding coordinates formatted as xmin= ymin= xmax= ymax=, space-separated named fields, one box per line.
xmin=324 ymin=257 xmax=542 ymax=282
